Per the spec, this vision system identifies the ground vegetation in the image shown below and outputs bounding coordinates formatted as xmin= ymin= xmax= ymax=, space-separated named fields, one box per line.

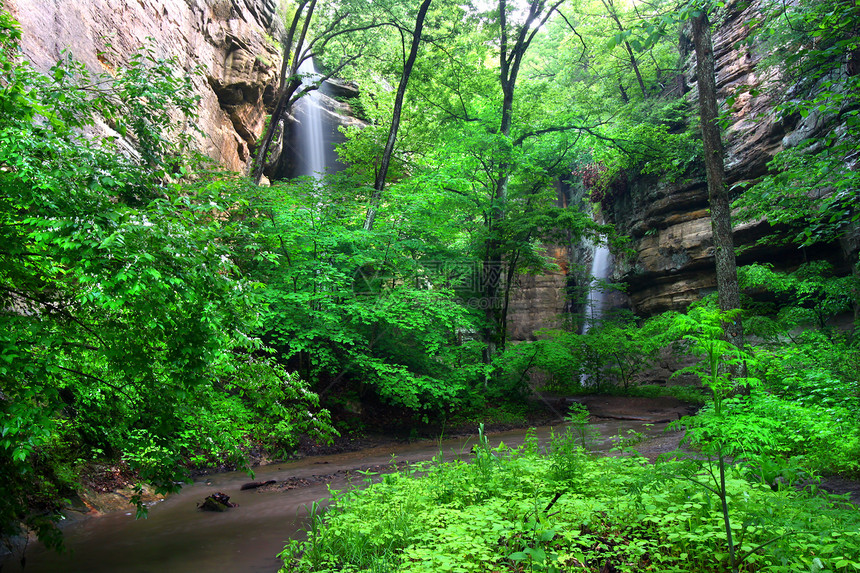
xmin=2 ymin=0 xmax=859 ymax=558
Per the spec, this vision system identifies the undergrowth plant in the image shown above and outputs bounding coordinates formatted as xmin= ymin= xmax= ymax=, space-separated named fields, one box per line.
xmin=0 ymin=10 xmax=331 ymax=546
xmin=673 ymin=305 xmax=764 ymax=573
xmin=281 ymin=424 xmax=860 ymax=572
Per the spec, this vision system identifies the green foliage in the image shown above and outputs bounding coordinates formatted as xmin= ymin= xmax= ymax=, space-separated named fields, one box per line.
xmin=0 ymin=14 xmax=328 ymax=546
xmin=666 ymin=305 xmax=753 ymax=411
xmin=5 ymin=0 xmax=860 ymax=562
xmin=731 ymin=257 xmax=860 ymax=476
xmin=627 ymin=384 xmax=709 ymax=404
xmin=758 ymin=329 xmax=859 ymax=407
xmin=584 ymin=317 xmax=670 ymax=390
xmin=664 ymin=305 xmax=767 ymax=460
xmin=732 ymin=0 xmax=860 ymax=247
xmin=282 ymin=430 xmax=860 ymax=572
xmin=589 ymin=101 xmax=703 ymax=204
xmin=494 ymin=315 xmax=668 ymax=395
xmin=740 ymin=262 xmax=857 ymax=331
xmin=663 ymin=302 xmax=860 ymax=571
xmin=536 ymin=0 xmax=703 ymax=206
xmin=233 ymin=174 xmax=485 ymax=415
xmin=493 ymin=333 xmax=581 ymax=394
xmin=547 ymin=404 xmax=596 ymax=483
xmin=664 ymin=305 xmax=766 ymax=573
xmin=738 ymin=328 xmax=860 ymax=477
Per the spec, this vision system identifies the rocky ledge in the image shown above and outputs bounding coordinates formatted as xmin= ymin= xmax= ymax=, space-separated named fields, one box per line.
xmin=8 ymin=0 xmax=283 ymax=173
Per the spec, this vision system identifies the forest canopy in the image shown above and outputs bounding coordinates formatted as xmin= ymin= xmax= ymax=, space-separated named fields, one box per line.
xmin=1 ymin=0 xmax=859 ymax=559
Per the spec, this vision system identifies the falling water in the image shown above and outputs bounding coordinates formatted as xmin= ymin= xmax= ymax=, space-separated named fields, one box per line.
xmin=579 ymin=242 xmax=612 ymax=387
xmin=582 ymin=242 xmax=611 ymax=334
xmin=294 ymin=59 xmax=326 ymax=179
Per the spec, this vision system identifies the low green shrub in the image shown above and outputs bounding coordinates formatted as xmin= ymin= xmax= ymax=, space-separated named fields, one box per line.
xmin=281 ymin=431 xmax=860 ymax=572
xmin=493 ymin=315 xmax=673 ymax=396
xmin=689 ymin=392 xmax=860 ymax=479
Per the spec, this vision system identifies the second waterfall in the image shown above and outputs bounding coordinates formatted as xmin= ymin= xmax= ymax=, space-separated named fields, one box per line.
xmin=293 ymin=59 xmax=327 ymax=179
xmin=582 ymin=243 xmax=612 ymax=334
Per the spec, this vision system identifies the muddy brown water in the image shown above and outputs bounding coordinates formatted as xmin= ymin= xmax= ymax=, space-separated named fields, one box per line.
xmin=2 ymin=418 xmax=676 ymax=573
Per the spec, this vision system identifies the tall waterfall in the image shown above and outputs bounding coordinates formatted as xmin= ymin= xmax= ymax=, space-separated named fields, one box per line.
xmin=582 ymin=243 xmax=611 ymax=334
xmin=294 ymin=59 xmax=326 ymax=179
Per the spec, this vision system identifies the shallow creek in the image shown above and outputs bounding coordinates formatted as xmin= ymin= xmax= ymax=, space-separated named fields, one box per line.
xmin=4 ymin=419 xmax=670 ymax=573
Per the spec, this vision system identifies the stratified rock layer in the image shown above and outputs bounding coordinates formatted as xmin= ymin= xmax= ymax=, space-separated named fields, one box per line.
xmin=507 ymin=245 xmax=572 ymax=341
xmin=604 ymin=0 xmax=845 ymax=316
xmin=8 ymin=0 xmax=282 ymax=172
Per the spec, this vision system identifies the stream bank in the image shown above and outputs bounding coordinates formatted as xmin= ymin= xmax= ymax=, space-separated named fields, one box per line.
xmin=1 ymin=396 xmax=688 ymax=573
xmin=3 ymin=395 xmax=855 ymax=572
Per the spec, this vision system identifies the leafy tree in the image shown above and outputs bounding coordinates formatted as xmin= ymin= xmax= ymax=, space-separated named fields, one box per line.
xmin=584 ymin=318 xmax=666 ymax=390
xmin=732 ymin=0 xmax=860 ymax=255
xmin=363 ymin=0 xmax=433 ymax=231
xmin=599 ymin=0 xmax=745 ymax=349
xmin=0 ymin=14 xmax=328 ymax=546
xmin=494 ymin=314 xmax=667 ymax=395
xmin=234 ymin=174 xmax=484 ymax=417
xmin=667 ymin=305 xmax=760 ymax=573
xmin=355 ymin=0 xmax=623 ymax=359
xmin=479 ymin=0 xmax=574 ymax=358
xmin=601 ymin=0 xmax=650 ymax=100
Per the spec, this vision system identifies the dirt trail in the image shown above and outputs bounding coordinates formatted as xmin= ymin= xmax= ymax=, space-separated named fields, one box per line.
xmin=573 ymin=395 xmax=694 ymax=462
xmin=572 ymin=395 xmax=859 ymax=504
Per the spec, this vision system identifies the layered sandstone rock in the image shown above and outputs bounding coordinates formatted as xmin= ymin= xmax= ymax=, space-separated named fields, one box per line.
xmin=8 ymin=0 xmax=282 ymax=172
xmin=604 ymin=0 xmax=846 ymax=316
xmin=507 ymin=245 xmax=573 ymax=341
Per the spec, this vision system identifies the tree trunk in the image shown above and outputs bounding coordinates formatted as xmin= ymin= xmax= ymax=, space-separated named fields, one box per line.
xmin=602 ymin=0 xmax=647 ymax=98
xmin=250 ymin=0 xmax=316 ymax=185
xmin=363 ymin=0 xmax=432 ymax=231
xmin=481 ymin=0 xmax=564 ymax=360
xmin=692 ymin=10 xmax=744 ymax=350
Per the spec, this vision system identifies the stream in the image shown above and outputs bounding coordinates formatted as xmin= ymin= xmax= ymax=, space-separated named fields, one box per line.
xmin=3 ymin=418 xmax=671 ymax=573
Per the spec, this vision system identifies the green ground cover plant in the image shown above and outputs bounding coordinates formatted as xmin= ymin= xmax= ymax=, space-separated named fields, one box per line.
xmin=283 ymin=300 xmax=860 ymax=573
xmin=281 ymin=428 xmax=860 ymax=572
xmin=665 ymin=301 xmax=859 ymax=496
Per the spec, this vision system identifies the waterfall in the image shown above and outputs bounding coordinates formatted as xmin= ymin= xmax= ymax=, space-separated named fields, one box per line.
xmin=582 ymin=242 xmax=611 ymax=334
xmin=579 ymin=242 xmax=611 ymax=387
xmin=294 ymin=59 xmax=326 ymax=179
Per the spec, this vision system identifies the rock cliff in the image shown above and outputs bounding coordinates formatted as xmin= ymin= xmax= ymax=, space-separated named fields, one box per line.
xmin=8 ymin=0 xmax=283 ymax=173
xmin=508 ymin=0 xmax=851 ymax=335
xmin=603 ymin=0 xmax=849 ymax=316
xmin=507 ymin=245 xmax=574 ymax=341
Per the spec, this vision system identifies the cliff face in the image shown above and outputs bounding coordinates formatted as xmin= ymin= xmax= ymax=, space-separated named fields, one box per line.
xmin=8 ymin=0 xmax=282 ymax=173
xmin=509 ymin=0 xmax=849 ymax=333
xmin=604 ymin=0 xmax=846 ymax=316
xmin=507 ymin=245 xmax=574 ymax=341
